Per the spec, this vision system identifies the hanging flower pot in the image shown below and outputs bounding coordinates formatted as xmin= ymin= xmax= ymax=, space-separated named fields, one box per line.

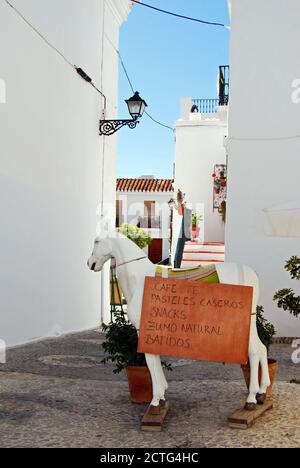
xmin=192 ymin=226 xmax=200 ymax=239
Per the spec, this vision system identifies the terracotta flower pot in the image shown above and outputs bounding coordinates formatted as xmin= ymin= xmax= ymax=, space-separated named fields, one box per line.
xmin=126 ymin=366 xmax=153 ymax=404
xmin=192 ymin=226 xmax=200 ymax=239
xmin=241 ymin=359 xmax=278 ymax=397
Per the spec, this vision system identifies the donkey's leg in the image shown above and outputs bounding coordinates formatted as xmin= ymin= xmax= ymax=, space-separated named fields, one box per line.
xmin=145 ymin=354 xmax=168 ymax=410
xmin=154 ymin=355 xmax=168 ymax=400
xmin=256 ymin=344 xmax=271 ymax=404
xmin=245 ymin=351 xmax=260 ymax=410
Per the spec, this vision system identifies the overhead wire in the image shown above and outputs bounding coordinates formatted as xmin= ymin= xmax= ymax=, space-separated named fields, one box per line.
xmin=130 ymin=0 xmax=227 ymax=28
xmin=105 ymin=33 xmax=174 ymax=133
xmin=3 ymin=0 xmax=106 ymax=104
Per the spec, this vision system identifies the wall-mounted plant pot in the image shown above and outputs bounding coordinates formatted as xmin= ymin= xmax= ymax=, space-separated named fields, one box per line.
xmin=192 ymin=227 xmax=200 ymax=239
xmin=241 ymin=359 xmax=278 ymax=397
xmin=126 ymin=366 xmax=153 ymax=404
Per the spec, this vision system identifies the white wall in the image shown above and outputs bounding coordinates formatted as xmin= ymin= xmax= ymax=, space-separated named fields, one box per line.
xmin=0 ymin=0 xmax=131 ymax=346
xmin=175 ymin=100 xmax=227 ymax=243
xmin=226 ymin=0 xmax=300 ymax=336
xmin=116 ymin=191 xmax=173 ymax=261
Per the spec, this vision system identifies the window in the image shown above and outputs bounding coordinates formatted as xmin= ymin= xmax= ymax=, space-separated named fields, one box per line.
xmin=116 ymin=200 xmax=123 ymax=228
xmin=144 ymin=201 xmax=156 ymax=228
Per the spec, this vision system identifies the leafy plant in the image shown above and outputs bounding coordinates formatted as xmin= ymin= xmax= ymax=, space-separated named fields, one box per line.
xmin=191 ymin=213 xmax=202 ymax=227
xmin=102 ymin=311 xmax=172 ymax=374
xmin=274 ymin=256 xmax=300 ymax=317
xmin=118 ymin=223 xmax=152 ymax=250
xmin=256 ymin=306 xmax=276 ymax=352
xmin=284 ymin=256 xmax=300 ymax=280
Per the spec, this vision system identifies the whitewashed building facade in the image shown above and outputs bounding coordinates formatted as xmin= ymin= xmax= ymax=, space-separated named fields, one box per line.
xmin=172 ymin=68 xmax=228 ymax=267
xmin=226 ymin=0 xmax=300 ymax=336
xmin=174 ymin=96 xmax=228 ymax=244
xmin=0 ymin=0 xmax=133 ymax=346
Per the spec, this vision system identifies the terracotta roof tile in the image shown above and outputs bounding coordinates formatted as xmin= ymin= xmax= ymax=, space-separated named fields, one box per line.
xmin=117 ymin=178 xmax=174 ymax=193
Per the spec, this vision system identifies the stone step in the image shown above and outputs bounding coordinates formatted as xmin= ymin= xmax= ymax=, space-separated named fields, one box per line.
xmin=183 ymin=251 xmax=225 ymax=261
xmin=181 ymin=259 xmax=225 ymax=268
xmin=184 ymin=242 xmax=225 ymax=253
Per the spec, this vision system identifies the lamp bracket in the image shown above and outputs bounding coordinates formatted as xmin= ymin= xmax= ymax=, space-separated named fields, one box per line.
xmin=99 ymin=119 xmax=139 ymax=136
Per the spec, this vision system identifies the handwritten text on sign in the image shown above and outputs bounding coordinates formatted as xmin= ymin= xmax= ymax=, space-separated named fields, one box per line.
xmin=138 ymin=278 xmax=253 ymax=365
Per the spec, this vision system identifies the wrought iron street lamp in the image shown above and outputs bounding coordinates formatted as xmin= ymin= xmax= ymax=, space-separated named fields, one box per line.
xmin=99 ymin=92 xmax=148 ymax=136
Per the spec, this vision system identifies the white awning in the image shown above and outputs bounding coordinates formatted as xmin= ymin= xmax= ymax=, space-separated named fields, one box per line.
xmin=264 ymin=200 xmax=300 ymax=237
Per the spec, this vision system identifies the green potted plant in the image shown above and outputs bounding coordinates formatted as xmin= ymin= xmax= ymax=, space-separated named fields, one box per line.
xmin=117 ymin=223 xmax=152 ymax=250
xmin=102 ymin=311 xmax=172 ymax=404
xmin=191 ymin=213 xmax=202 ymax=239
xmin=241 ymin=306 xmax=278 ymax=397
xmin=274 ymin=256 xmax=300 ymax=318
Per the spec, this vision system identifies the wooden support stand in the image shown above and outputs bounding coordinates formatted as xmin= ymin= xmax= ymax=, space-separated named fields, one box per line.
xmin=228 ymin=400 xmax=273 ymax=430
xmin=141 ymin=402 xmax=170 ymax=432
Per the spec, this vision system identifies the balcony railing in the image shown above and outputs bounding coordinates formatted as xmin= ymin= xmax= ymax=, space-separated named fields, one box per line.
xmin=219 ymin=65 xmax=229 ymax=106
xmin=138 ymin=216 xmax=161 ymax=229
xmin=192 ymin=65 xmax=230 ymax=114
xmin=192 ymin=99 xmax=219 ymax=114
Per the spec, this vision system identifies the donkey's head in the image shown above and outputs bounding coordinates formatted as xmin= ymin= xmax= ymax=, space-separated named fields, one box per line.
xmin=87 ymin=237 xmax=112 ymax=272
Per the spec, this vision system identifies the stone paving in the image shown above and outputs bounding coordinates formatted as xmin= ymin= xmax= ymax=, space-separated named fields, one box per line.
xmin=0 ymin=329 xmax=299 ymax=448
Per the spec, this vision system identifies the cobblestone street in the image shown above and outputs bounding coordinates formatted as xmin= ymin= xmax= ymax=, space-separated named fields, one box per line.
xmin=0 ymin=330 xmax=299 ymax=448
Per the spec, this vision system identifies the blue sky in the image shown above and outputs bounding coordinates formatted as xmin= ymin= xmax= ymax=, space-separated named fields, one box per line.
xmin=117 ymin=0 xmax=230 ymax=179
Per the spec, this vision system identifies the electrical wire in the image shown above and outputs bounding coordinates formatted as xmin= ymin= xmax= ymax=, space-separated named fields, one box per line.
xmin=131 ymin=0 xmax=227 ymax=28
xmin=4 ymin=0 xmax=106 ymax=103
xmin=144 ymin=111 xmax=174 ymax=132
xmin=120 ymin=57 xmax=135 ymax=95
xmin=104 ymin=33 xmax=174 ymax=133
xmin=4 ymin=0 xmax=174 ymax=133
xmin=121 ymin=55 xmax=174 ymax=132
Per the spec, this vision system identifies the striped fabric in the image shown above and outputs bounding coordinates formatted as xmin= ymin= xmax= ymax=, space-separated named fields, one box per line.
xmin=155 ymin=265 xmax=220 ymax=283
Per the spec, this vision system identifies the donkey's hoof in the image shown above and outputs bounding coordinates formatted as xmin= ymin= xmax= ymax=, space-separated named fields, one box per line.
xmin=148 ymin=405 xmax=161 ymax=415
xmin=256 ymin=393 xmax=267 ymax=405
xmin=244 ymin=402 xmax=257 ymax=411
xmin=159 ymin=399 xmax=166 ymax=408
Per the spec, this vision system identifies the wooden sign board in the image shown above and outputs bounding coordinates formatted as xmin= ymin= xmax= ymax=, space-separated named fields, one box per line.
xmin=138 ymin=277 xmax=253 ymax=365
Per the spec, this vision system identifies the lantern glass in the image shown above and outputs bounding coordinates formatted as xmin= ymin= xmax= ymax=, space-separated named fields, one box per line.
xmin=126 ymin=92 xmax=147 ymax=120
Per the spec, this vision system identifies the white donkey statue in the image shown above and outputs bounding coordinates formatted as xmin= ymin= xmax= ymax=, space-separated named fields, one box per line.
xmin=88 ymin=231 xmax=270 ymax=412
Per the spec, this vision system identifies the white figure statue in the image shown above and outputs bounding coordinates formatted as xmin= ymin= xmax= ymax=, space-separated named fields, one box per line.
xmin=87 ymin=231 xmax=270 ymax=412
